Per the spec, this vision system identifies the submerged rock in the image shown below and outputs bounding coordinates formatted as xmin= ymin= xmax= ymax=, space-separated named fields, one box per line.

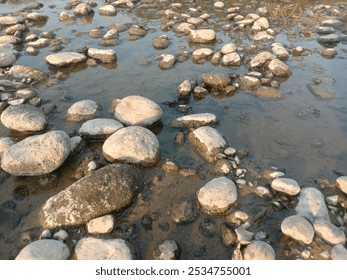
xmin=102 ymin=126 xmax=160 ymax=167
xmin=1 ymin=130 xmax=71 ymax=176
xmin=170 ymin=113 xmax=219 ymax=128
xmin=40 ymin=164 xmax=142 ymax=228
xmin=44 ymin=52 xmax=87 ymax=66
xmin=253 ymin=86 xmax=285 ymax=99
xmin=171 ymin=200 xmax=199 ymax=224
xmin=75 ymin=237 xmax=132 ymax=260
xmin=152 ymin=240 xmax=181 ymax=260
xmin=15 ymin=240 xmax=70 ymax=260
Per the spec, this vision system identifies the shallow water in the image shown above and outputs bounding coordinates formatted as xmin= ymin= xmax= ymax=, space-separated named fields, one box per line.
xmin=0 ymin=0 xmax=346 ymax=259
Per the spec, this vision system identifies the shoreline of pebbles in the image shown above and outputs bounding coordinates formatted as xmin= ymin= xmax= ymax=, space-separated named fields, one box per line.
xmin=0 ymin=0 xmax=346 ymax=260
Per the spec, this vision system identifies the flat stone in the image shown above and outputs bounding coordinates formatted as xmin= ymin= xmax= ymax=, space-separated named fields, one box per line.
xmin=281 ymin=215 xmax=314 ymax=244
xmin=0 ymin=16 xmax=21 ymax=26
xmin=66 ymin=100 xmax=101 ymax=122
xmin=295 ymin=187 xmax=330 ymax=223
xmin=113 ymin=95 xmax=163 ymax=127
xmin=0 ymin=35 xmax=22 ymax=45
xmin=87 ymin=214 xmax=115 ymax=234
xmin=40 ymin=164 xmax=142 ymax=228
xmin=317 ymin=34 xmax=340 ymax=44
xmin=253 ymin=31 xmax=274 ymax=41
xmin=15 ymin=240 xmax=70 ymax=260
xmin=331 ymin=244 xmax=347 ymax=260
xmin=75 ymin=237 xmax=132 ymax=260
xmin=103 ymin=29 xmax=118 ymax=40
xmin=336 ymin=176 xmax=347 ymax=195
xmin=313 ymin=219 xmax=346 ymax=245
xmin=188 ymin=29 xmax=216 ymax=44
xmin=99 ymin=5 xmax=117 ymax=16
xmin=187 ymin=17 xmax=204 ymax=26
xmin=152 ymin=240 xmax=181 ymax=260
xmin=221 ymin=52 xmax=241 ymax=66
xmin=1 ymin=104 xmax=48 ymax=133
xmin=1 ymin=130 xmax=70 ymax=176
xmin=242 ymin=241 xmax=275 ymax=260
xmin=316 ymin=26 xmax=335 ymax=34
xmin=221 ymin=43 xmax=237 ymax=55
xmin=79 ymin=118 xmax=123 ymax=140
xmin=102 ymin=126 xmax=160 ymax=167
xmin=201 ymin=73 xmax=230 ymax=90
xmin=26 ymin=12 xmax=48 ymax=21
xmin=197 ymin=177 xmax=237 ymax=215
xmin=27 ymin=38 xmax=50 ymax=49
xmin=170 ymin=113 xmax=219 ymax=128
xmin=192 ymin=48 xmax=213 ymax=61
xmin=240 ymin=75 xmax=261 ymax=89
xmin=321 ymin=19 xmax=343 ymax=28
xmin=249 ymin=51 xmax=276 ymax=69
xmin=175 ymin=23 xmax=195 ymax=34
xmin=267 ymin=59 xmax=291 ymax=77
xmin=253 ymin=86 xmax=284 ymax=100
xmin=271 ymin=178 xmax=300 ymax=196
xmin=87 ymin=48 xmax=116 ymax=63
xmin=235 ymin=19 xmax=254 ymax=26
xmin=45 ymin=52 xmax=87 ymax=66
xmin=188 ymin=126 xmax=228 ymax=163
xmin=308 ymin=84 xmax=335 ymax=99
xmin=9 ymin=65 xmax=46 ymax=82
xmin=0 ymin=51 xmax=17 ymax=68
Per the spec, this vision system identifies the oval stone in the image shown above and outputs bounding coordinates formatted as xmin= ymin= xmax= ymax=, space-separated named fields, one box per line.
xmin=15 ymin=240 xmax=70 ymax=260
xmin=79 ymin=118 xmax=123 ymax=140
xmin=281 ymin=215 xmax=314 ymax=245
xmin=242 ymin=241 xmax=275 ymax=260
xmin=44 ymin=52 xmax=87 ymax=67
xmin=66 ymin=100 xmax=101 ymax=122
xmin=313 ymin=219 xmax=346 ymax=245
xmin=271 ymin=177 xmax=300 ymax=195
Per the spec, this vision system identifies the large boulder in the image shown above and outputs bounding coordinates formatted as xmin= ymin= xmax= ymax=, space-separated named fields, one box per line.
xmin=102 ymin=126 xmax=160 ymax=167
xmin=113 ymin=95 xmax=163 ymax=127
xmin=1 ymin=130 xmax=71 ymax=176
xmin=40 ymin=164 xmax=143 ymax=228
xmin=15 ymin=240 xmax=70 ymax=260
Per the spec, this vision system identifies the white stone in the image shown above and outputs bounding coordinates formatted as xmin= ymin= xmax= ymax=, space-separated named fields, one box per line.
xmin=113 ymin=95 xmax=163 ymax=127
xmin=221 ymin=52 xmax=241 ymax=66
xmin=331 ymin=244 xmax=347 ymax=260
xmin=271 ymin=178 xmax=300 ymax=196
xmin=253 ymin=31 xmax=274 ymax=41
xmin=87 ymin=214 xmax=114 ymax=234
xmin=26 ymin=12 xmax=48 ymax=21
xmin=188 ymin=29 xmax=216 ymax=43
xmin=295 ymin=187 xmax=330 ymax=223
xmin=192 ymin=48 xmax=213 ymax=61
xmin=281 ymin=215 xmax=314 ymax=245
xmin=45 ymin=52 xmax=87 ymax=66
xmin=0 ymin=51 xmax=16 ymax=67
xmin=53 ymin=229 xmax=69 ymax=241
xmin=267 ymin=59 xmax=291 ymax=77
xmin=256 ymin=186 xmax=271 ymax=197
xmin=79 ymin=118 xmax=123 ymax=140
xmin=0 ymin=16 xmax=20 ymax=26
xmin=177 ymin=80 xmax=192 ymax=97
xmin=214 ymin=1 xmax=225 ymax=9
xmin=102 ymin=126 xmax=160 ymax=167
xmin=159 ymin=54 xmax=176 ymax=69
xmin=153 ymin=240 xmax=180 ymax=260
xmin=269 ymin=171 xmax=285 ymax=178
xmin=40 ymin=229 xmax=52 ymax=239
xmin=27 ymin=38 xmax=50 ymax=49
xmin=253 ymin=17 xmax=269 ymax=30
xmin=170 ymin=113 xmax=219 ymax=128
xmin=99 ymin=5 xmax=117 ymax=16
xmin=336 ymin=176 xmax=347 ymax=195
xmin=87 ymin=48 xmax=116 ymax=63
xmin=188 ymin=126 xmax=228 ymax=163
xmin=313 ymin=219 xmax=346 ymax=245
xmin=74 ymin=3 xmax=93 ymax=16
xmin=0 ymin=137 xmax=15 ymax=157
xmin=66 ymin=100 xmax=101 ymax=122
xmin=271 ymin=43 xmax=289 ymax=60
xmin=75 ymin=237 xmax=132 ymax=260
xmin=197 ymin=177 xmax=237 ymax=215
xmin=221 ymin=43 xmax=237 ymax=55
xmin=249 ymin=51 xmax=276 ymax=69
xmin=187 ymin=17 xmax=204 ymax=26
xmin=15 ymin=240 xmax=70 ymax=260
xmin=70 ymin=136 xmax=82 ymax=153
xmin=175 ymin=23 xmax=195 ymax=34
xmin=103 ymin=29 xmax=118 ymax=40
xmin=1 ymin=130 xmax=71 ymax=176
xmin=242 ymin=241 xmax=275 ymax=260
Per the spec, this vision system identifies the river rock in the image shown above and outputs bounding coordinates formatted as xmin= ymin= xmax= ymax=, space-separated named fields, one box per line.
xmin=79 ymin=118 xmax=123 ymax=140
xmin=1 ymin=104 xmax=48 ymax=133
xmin=317 ymin=34 xmax=340 ymax=44
xmin=87 ymin=48 xmax=116 ymax=63
xmin=74 ymin=3 xmax=94 ymax=16
xmin=336 ymin=176 xmax=347 ymax=195
xmin=0 ymin=137 xmax=15 ymax=157
xmin=8 ymin=65 xmax=46 ymax=82
xmin=240 ymin=75 xmax=261 ymax=89
xmin=44 ymin=52 xmax=87 ymax=66
xmin=175 ymin=23 xmax=195 ymax=34
xmin=331 ymin=244 xmax=347 ymax=260
xmin=87 ymin=214 xmax=114 ymax=234
xmin=267 ymin=59 xmax=291 ymax=77
xmin=281 ymin=215 xmax=314 ymax=244
xmin=221 ymin=43 xmax=237 ymax=55
xmin=249 ymin=51 xmax=276 ymax=69
xmin=59 ymin=11 xmax=76 ymax=21
xmin=316 ymin=26 xmax=335 ymax=34
xmin=152 ymin=35 xmax=169 ymax=49
xmin=242 ymin=241 xmax=275 ymax=260
xmin=159 ymin=54 xmax=175 ymax=69
xmin=295 ymin=187 xmax=330 ymax=223
xmin=221 ymin=52 xmax=241 ymax=66
xmin=102 ymin=126 xmax=160 ymax=167
xmin=27 ymin=38 xmax=50 ymax=49
xmin=253 ymin=31 xmax=274 ymax=41
xmin=152 ymin=240 xmax=181 ymax=260
xmin=188 ymin=126 xmax=228 ymax=163
xmin=177 ymin=80 xmax=192 ymax=97
xmin=0 ymin=16 xmax=21 ymax=26
xmin=271 ymin=178 xmax=300 ymax=196
xmin=0 ymin=35 xmax=22 ymax=45
xmin=192 ymin=48 xmax=213 ymax=62
xmin=271 ymin=43 xmax=289 ymax=60
xmin=75 ymin=237 xmax=132 ymax=260
xmin=0 ymin=51 xmax=16 ymax=68
xmin=66 ymin=100 xmax=101 ymax=122
xmin=321 ymin=19 xmax=343 ymax=28
xmin=201 ymin=73 xmax=230 ymax=90
xmin=40 ymin=164 xmax=142 ymax=228
xmin=197 ymin=177 xmax=237 ymax=215
xmin=15 ymin=240 xmax=70 ymax=260
xmin=171 ymin=200 xmax=199 ymax=224
xmin=313 ymin=219 xmax=346 ymax=245
xmin=253 ymin=17 xmax=269 ymax=30
xmin=318 ymin=48 xmax=337 ymax=58
xmin=188 ymin=29 xmax=216 ymax=43
xmin=99 ymin=5 xmax=117 ymax=16
xmin=1 ymin=130 xmax=70 ymax=176
xmin=26 ymin=12 xmax=48 ymax=22
xmin=128 ymin=25 xmax=147 ymax=37
xmin=308 ymin=84 xmax=335 ymax=99
xmin=253 ymin=86 xmax=285 ymax=99
xmin=113 ymin=95 xmax=163 ymax=127
xmin=170 ymin=113 xmax=219 ymax=128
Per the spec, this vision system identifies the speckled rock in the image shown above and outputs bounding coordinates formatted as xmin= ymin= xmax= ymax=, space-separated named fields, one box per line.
xmin=313 ymin=219 xmax=346 ymax=245
xmin=271 ymin=178 xmax=300 ymax=196
xmin=201 ymin=73 xmax=230 ymax=90
xmin=271 ymin=43 xmax=289 ymax=60
xmin=87 ymin=214 xmax=115 ymax=234
xmin=87 ymin=48 xmax=116 ymax=63
xmin=152 ymin=240 xmax=181 ymax=260
xmin=8 ymin=65 xmax=46 ymax=82
xmin=170 ymin=113 xmax=219 ymax=128
xmin=1 ymin=104 xmax=48 ymax=133
xmin=79 ymin=118 xmax=123 ymax=140
xmin=221 ymin=52 xmax=241 ymax=66
xmin=1 ymin=130 xmax=71 ymax=176
xmin=267 ymin=59 xmax=291 ymax=77
xmin=242 ymin=241 xmax=275 ymax=260
xmin=197 ymin=177 xmax=237 ymax=215
xmin=44 ymin=52 xmax=87 ymax=66
xmin=188 ymin=126 xmax=228 ymax=163
xmin=15 ymin=240 xmax=70 ymax=260
xmin=152 ymin=35 xmax=169 ymax=49
xmin=40 ymin=164 xmax=142 ymax=228
xmin=159 ymin=54 xmax=175 ymax=69
xmin=188 ymin=29 xmax=216 ymax=43
xmin=66 ymin=100 xmax=101 ymax=122
xmin=281 ymin=215 xmax=314 ymax=244
xmin=113 ymin=95 xmax=163 ymax=127
xmin=102 ymin=126 xmax=160 ymax=167
xmin=75 ymin=237 xmax=132 ymax=260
